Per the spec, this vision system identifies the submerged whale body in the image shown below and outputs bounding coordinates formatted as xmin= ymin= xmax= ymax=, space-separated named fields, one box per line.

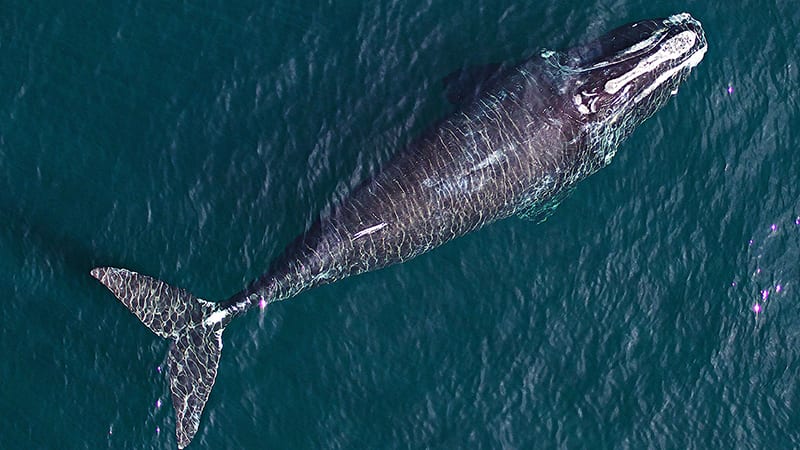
xmin=91 ymin=13 xmax=706 ymax=448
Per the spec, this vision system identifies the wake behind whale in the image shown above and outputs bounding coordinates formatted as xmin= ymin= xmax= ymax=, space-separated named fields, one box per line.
xmin=91 ymin=13 xmax=707 ymax=448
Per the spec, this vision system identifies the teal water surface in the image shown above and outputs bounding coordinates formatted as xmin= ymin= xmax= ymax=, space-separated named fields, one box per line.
xmin=2 ymin=1 xmax=799 ymax=448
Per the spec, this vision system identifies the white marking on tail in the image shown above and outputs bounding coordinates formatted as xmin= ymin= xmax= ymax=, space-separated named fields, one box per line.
xmin=204 ymin=309 xmax=229 ymax=326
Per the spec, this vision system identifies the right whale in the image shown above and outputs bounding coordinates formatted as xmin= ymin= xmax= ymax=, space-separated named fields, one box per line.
xmin=91 ymin=13 xmax=707 ymax=448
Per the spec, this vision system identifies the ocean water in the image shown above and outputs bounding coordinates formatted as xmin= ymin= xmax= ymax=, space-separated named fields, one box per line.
xmin=1 ymin=1 xmax=799 ymax=448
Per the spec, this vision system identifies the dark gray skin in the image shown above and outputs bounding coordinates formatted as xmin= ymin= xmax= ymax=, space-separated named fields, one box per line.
xmin=91 ymin=13 xmax=706 ymax=449
xmin=222 ymin=13 xmax=708 ymax=316
xmin=229 ymin=64 xmax=576 ymax=307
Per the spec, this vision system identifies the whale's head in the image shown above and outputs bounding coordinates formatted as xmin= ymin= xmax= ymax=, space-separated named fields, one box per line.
xmin=545 ymin=13 xmax=707 ymax=165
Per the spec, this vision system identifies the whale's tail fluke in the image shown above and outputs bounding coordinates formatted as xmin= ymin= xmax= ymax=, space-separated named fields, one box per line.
xmin=91 ymin=267 xmax=225 ymax=449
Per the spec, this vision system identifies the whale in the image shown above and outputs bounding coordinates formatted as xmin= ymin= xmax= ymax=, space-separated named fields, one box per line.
xmin=91 ymin=13 xmax=706 ymax=448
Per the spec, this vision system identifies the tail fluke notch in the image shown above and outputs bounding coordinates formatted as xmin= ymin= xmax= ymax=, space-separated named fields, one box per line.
xmin=91 ymin=266 xmax=227 ymax=449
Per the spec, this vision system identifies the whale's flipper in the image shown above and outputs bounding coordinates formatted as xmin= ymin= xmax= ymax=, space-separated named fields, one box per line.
xmin=90 ymin=267 xmax=226 ymax=449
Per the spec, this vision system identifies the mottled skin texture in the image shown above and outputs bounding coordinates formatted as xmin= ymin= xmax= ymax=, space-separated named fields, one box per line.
xmin=91 ymin=14 xmax=706 ymax=449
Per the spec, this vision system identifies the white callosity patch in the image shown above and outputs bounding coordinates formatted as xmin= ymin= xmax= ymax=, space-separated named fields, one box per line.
xmin=574 ymin=94 xmax=590 ymax=114
xmin=616 ymin=29 xmax=666 ymax=58
xmin=573 ymin=91 xmax=601 ymax=115
xmin=604 ymin=31 xmax=698 ymax=95
xmin=633 ymin=34 xmax=706 ymax=103
xmin=561 ymin=30 xmax=667 ymax=75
